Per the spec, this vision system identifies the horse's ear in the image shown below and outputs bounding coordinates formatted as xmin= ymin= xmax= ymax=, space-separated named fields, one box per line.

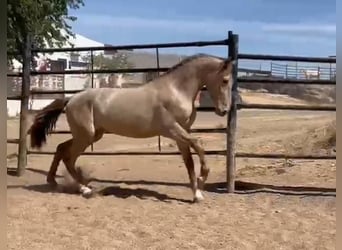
xmin=218 ymin=57 xmax=235 ymax=72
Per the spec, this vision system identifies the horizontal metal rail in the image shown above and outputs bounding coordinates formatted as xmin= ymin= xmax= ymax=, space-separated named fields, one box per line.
xmin=9 ymin=80 xmax=336 ymax=99
xmin=238 ymin=53 xmax=336 ymax=63
xmin=7 ymin=73 xmax=22 ymax=77
xmin=41 ymin=127 xmax=227 ymax=135
xmin=7 ymin=96 xmax=22 ymax=100
xmin=27 ymin=150 xmax=227 ymax=156
xmin=27 ymin=150 xmax=336 ymax=160
xmin=236 ymin=152 xmax=336 ymax=160
xmin=8 ymin=71 xmax=336 ymax=87
xmin=30 ymin=89 xmax=84 ymax=95
xmin=29 ymin=86 xmax=209 ymax=95
xmin=239 ymin=103 xmax=336 ymax=111
xmin=238 ymin=77 xmax=336 ymax=85
xmin=28 ymin=67 xmax=170 ymax=76
xmin=23 ymin=39 xmax=228 ymax=54
xmin=8 ymin=68 xmax=336 ymax=78
xmin=7 ymin=139 xmax=19 ymax=144
xmin=60 ymin=107 xmax=217 ymax=113
xmin=24 ymin=100 xmax=335 ymax=113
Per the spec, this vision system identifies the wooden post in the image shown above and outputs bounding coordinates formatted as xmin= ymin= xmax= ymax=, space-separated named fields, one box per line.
xmin=226 ymin=31 xmax=239 ymax=193
xmin=90 ymin=50 xmax=94 ymax=152
xmin=17 ymin=34 xmax=32 ymax=176
xmin=90 ymin=50 xmax=94 ymax=89
xmin=156 ymin=48 xmax=161 ymax=152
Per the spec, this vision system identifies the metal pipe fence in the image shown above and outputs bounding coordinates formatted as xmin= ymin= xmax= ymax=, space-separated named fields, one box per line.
xmin=7 ymin=30 xmax=336 ymax=193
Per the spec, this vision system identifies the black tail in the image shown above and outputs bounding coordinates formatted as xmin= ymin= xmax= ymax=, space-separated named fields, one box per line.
xmin=29 ymin=98 xmax=70 ymax=149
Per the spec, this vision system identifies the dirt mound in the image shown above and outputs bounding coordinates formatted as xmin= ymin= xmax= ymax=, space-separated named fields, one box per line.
xmin=238 ymin=79 xmax=336 ymax=105
xmin=284 ymin=119 xmax=336 ymax=155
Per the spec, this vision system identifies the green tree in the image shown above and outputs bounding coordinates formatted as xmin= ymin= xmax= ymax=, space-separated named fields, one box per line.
xmin=7 ymin=0 xmax=84 ymax=65
xmin=82 ymin=53 xmax=132 ymax=70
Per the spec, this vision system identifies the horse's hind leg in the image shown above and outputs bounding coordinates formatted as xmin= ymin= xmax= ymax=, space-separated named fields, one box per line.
xmin=46 ymin=130 xmax=103 ymax=186
xmin=61 ymin=136 xmax=93 ymax=196
xmin=62 ymin=129 xmax=104 ymax=197
xmin=46 ymin=139 xmax=73 ymax=186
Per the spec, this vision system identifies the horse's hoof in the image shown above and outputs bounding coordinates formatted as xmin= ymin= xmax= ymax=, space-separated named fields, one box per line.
xmin=193 ymin=190 xmax=204 ymax=203
xmin=80 ymin=186 xmax=93 ymax=199
xmin=81 ymin=192 xmax=94 ymax=199
xmin=46 ymin=176 xmax=58 ymax=187
xmin=193 ymin=196 xmax=204 ymax=203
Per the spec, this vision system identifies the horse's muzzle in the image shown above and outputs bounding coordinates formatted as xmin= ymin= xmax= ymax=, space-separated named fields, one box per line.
xmin=215 ymin=109 xmax=227 ymax=117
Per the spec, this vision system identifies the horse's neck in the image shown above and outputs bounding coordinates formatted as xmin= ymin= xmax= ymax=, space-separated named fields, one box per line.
xmin=170 ymin=63 xmax=206 ymax=102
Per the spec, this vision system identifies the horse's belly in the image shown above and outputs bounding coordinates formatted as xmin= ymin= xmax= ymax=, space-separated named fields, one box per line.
xmin=96 ymin=113 xmax=159 ymax=138
xmin=104 ymin=125 xmax=158 ymax=138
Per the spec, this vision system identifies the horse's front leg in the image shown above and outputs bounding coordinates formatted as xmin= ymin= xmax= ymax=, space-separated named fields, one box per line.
xmin=176 ymin=141 xmax=203 ymax=202
xmin=162 ymin=122 xmax=209 ymax=201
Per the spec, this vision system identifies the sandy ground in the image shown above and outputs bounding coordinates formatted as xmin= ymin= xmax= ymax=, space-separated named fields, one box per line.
xmin=7 ymin=93 xmax=336 ymax=250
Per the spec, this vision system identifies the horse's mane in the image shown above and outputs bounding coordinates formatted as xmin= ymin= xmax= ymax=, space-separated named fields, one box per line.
xmin=161 ymin=53 xmax=225 ymax=77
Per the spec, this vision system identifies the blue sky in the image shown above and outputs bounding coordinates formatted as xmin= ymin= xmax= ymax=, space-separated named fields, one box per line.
xmin=69 ymin=0 xmax=336 ymax=58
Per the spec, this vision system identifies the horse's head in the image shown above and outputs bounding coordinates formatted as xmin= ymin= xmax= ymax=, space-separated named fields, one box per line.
xmin=205 ymin=57 xmax=235 ymax=116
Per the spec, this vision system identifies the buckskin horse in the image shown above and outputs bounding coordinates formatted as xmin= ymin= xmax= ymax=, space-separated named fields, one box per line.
xmin=29 ymin=53 xmax=235 ymax=203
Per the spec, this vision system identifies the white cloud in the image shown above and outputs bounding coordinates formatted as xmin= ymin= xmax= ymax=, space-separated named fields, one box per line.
xmin=75 ymin=14 xmax=336 ymax=55
xmin=79 ymin=14 xmax=335 ymax=39
xmin=262 ymin=23 xmax=336 ymax=36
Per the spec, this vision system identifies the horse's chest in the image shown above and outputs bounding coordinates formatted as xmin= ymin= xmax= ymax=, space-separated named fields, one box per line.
xmin=166 ymin=97 xmax=191 ymax=115
xmin=166 ymin=101 xmax=194 ymax=127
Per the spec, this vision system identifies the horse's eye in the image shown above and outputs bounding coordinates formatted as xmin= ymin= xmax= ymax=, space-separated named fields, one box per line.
xmin=223 ymin=75 xmax=230 ymax=85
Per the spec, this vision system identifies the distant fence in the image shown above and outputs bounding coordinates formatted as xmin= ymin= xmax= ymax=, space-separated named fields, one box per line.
xmin=270 ymin=62 xmax=336 ymax=80
xmin=7 ymin=31 xmax=336 ymax=193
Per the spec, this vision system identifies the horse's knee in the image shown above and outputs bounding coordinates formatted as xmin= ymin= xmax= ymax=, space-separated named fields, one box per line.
xmin=57 ymin=139 xmax=72 ymax=153
xmin=56 ymin=142 xmax=65 ymax=153
xmin=190 ymin=137 xmax=204 ymax=150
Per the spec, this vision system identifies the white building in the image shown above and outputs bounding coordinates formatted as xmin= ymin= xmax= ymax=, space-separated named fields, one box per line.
xmin=7 ymin=33 xmax=105 ymax=117
xmin=7 ymin=33 xmax=201 ymax=117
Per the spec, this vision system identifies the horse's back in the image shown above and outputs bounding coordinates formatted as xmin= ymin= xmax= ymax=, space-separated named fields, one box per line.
xmin=66 ymin=87 xmax=162 ymax=137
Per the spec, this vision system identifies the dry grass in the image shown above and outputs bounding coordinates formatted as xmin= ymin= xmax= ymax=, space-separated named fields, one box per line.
xmin=284 ymin=119 xmax=336 ymax=155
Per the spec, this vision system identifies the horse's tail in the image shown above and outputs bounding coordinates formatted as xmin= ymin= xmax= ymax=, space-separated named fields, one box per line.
xmin=29 ymin=98 xmax=70 ymax=149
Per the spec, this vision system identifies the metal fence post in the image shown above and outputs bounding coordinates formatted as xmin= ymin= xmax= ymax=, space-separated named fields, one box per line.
xmin=17 ymin=34 xmax=32 ymax=176
xmin=226 ymin=31 xmax=239 ymax=193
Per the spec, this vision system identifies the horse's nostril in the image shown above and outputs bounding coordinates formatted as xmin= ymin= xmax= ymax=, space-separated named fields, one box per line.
xmin=220 ymin=110 xmax=227 ymax=116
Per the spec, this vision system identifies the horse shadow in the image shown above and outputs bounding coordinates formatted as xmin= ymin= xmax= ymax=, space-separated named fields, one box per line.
xmin=89 ymin=177 xmax=336 ymax=197
xmin=7 ymin=166 xmax=193 ymax=203
xmin=96 ymin=186 xmax=192 ymax=203
xmin=9 ymin=183 xmax=193 ymax=204
xmin=7 ymin=167 xmax=336 ymax=201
